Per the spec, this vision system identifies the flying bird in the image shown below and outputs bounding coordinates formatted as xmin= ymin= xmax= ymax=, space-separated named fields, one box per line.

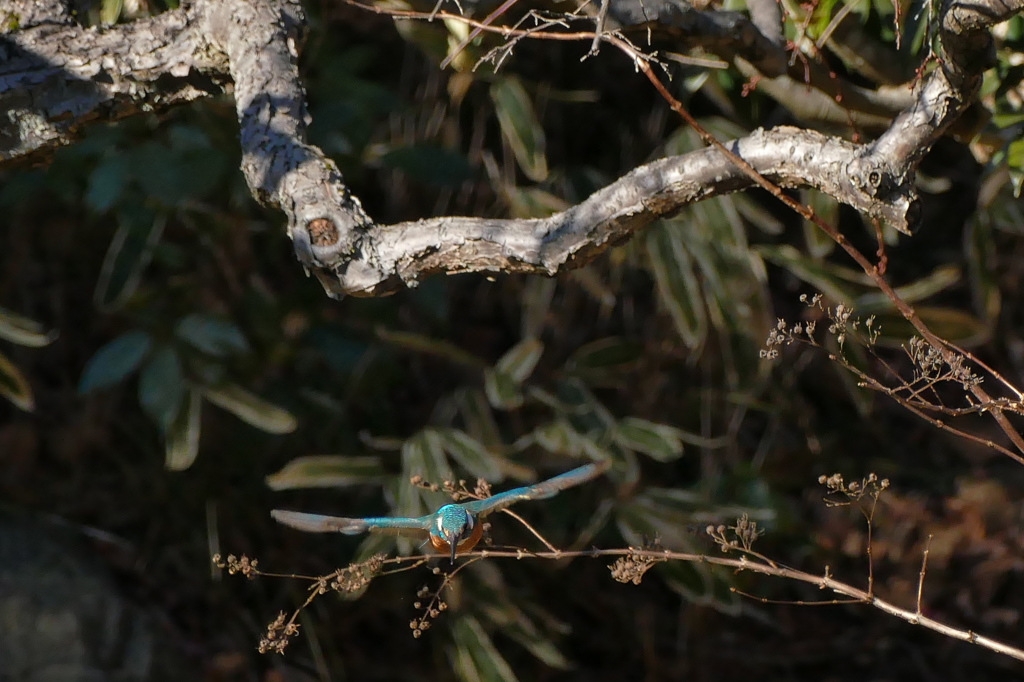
xmin=272 ymin=461 xmax=608 ymax=563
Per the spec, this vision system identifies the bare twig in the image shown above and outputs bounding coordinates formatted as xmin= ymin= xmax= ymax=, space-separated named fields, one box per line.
xmin=916 ymin=534 xmax=933 ymax=621
xmin=499 ymin=508 xmax=561 ymax=554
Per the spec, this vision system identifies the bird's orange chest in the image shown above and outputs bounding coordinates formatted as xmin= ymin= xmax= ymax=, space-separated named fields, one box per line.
xmin=429 ymin=519 xmax=484 ymax=555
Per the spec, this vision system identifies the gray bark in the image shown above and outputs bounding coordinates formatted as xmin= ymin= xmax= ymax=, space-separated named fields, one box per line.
xmin=1 ymin=0 xmax=1020 ymax=298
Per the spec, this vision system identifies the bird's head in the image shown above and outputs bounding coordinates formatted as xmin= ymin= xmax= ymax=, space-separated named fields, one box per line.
xmin=436 ymin=505 xmax=474 ymax=564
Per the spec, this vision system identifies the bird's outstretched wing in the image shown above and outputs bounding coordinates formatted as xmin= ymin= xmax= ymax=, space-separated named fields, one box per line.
xmin=461 ymin=461 xmax=609 ymax=516
xmin=271 ymin=510 xmax=434 ymax=536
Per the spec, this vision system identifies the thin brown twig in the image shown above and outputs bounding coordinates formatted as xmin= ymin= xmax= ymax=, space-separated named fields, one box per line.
xmin=833 ymin=351 xmax=1024 ymax=462
xmin=465 ymin=547 xmax=1024 ymax=662
xmin=499 ymin=507 xmax=561 ymax=554
xmin=916 ymin=534 xmax=933 ymax=621
xmin=440 ymin=0 xmax=522 ymax=69
xmin=732 ymin=587 xmax=864 ymax=606
xmin=229 ymin=532 xmax=1024 ymax=663
xmin=352 ymin=0 xmax=1024 ymax=462
xmin=610 ymin=41 xmax=1024 ymax=462
xmin=344 ymin=0 xmax=1023 ymax=455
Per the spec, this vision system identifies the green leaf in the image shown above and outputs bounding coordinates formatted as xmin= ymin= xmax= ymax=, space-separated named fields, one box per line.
xmin=78 ymin=330 xmax=152 ymax=393
xmin=85 ymin=154 xmax=129 ymax=212
xmin=614 ymin=417 xmax=685 ymax=462
xmin=138 ymin=345 xmax=184 ymax=431
xmin=873 ymin=306 xmax=991 ymax=347
xmin=380 ymin=144 xmax=473 ymax=187
xmin=128 ymin=141 xmax=194 ymax=206
xmin=0 ymin=350 xmax=34 ymax=411
xmin=450 ymin=616 xmax=519 ymax=682
xmin=495 ymin=338 xmax=544 ymax=384
xmin=0 ymin=307 xmax=57 ymax=348
xmin=856 ymin=265 xmax=962 ymax=313
xmin=473 ymin=575 xmax=571 ymax=670
xmin=382 ymin=0 xmax=453 ymax=63
xmin=504 ymin=186 xmax=568 ymax=219
xmin=484 ymin=338 xmax=543 ymax=410
xmin=165 ymin=389 xmax=201 ymax=471
xmin=484 ymin=369 xmax=524 ymax=410
xmin=401 ymin=429 xmax=453 ymax=512
xmin=94 ymin=206 xmax=164 ymax=311
xmin=376 ymin=327 xmax=486 ymax=368
xmin=1006 ymin=135 xmax=1024 ymax=197
xmin=436 ymin=428 xmax=503 ymax=480
xmin=733 ymin=193 xmax=783 ymax=235
xmin=757 ymin=244 xmax=861 ymax=303
xmin=528 ymin=420 xmax=585 ymax=457
xmin=567 ymin=337 xmax=642 ymax=371
xmin=801 ymin=190 xmax=838 ymax=258
xmin=100 ymin=0 xmax=123 ymax=24
xmin=646 ymin=223 xmax=707 ymax=349
xmin=266 ymin=455 xmax=387 ymax=490
xmin=491 ymin=76 xmax=548 ymax=182
xmin=203 ymin=384 xmax=298 ymax=434
xmin=657 ymin=556 xmax=743 ymax=615
xmin=175 ymin=314 xmax=250 ymax=356
xmin=455 ymin=388 xmax=507 ymax=452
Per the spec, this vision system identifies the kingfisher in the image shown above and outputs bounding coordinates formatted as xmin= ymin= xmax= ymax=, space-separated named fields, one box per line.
xmin=272 ymin=461 xmax=608 ymax=563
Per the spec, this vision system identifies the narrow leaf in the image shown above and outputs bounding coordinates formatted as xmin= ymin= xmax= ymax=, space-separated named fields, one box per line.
xmin=175 ymin=314 xmax=249 ymax=356
xmin=376 ymin=327 xmax=486 ymax=368
xmin=504 ymin=186 xmax=568 ymax=219
xmin=165 ymin=389 xmax=201 ymax=471
xmin=437 ymin=428 xmax=502 ymax=480
xmin=456 ymin=388 xmax=504 ymax=450
xmin=530 ymin=420 xmax=584 ymax=457
xmin=85 ymin=154 xmax=129 ymax=211
xmin=94 ymin=207 xmax=164 ymax=311
xmin=203 ymin=384 xmax=298 ymax=434
xmin=491 ymin=76 xmax=548 ymax=182
xmin=138 ymin=345 xmax=184 ymax=431
xmin=0 ymin=307 xmax=57 ymax=348
xmin=567 ymin=337 xmax=642 ymax=371
xmin=100 ymin=0 xmax=123 ymax=24
xmin=520 ymin=276 xmax=556 ymax=340
xmin=266 ymin=455 xmax=387 ymax=490
xmin=484 ymin=369 xmax=524 ymax=410
xmin=856 ymin=265 xmax=962 ymax=313
xmin=450 ymin=616 xmax=519 ymax=682
xmin=614 ymin=417 xmax=684 ymax=462
xmin=495 ymin=337 xmax=543 ymax=384
xmin=78 ymin=330 xmax=152 ymax=393
xmin=756 ymin=244 xmax=859 ymax=303
xmin=801 ymin=189 xmax=839 ymax=258
xmin=402 ymin=429 xmax=452 ymax=511
xmin=646 ymin=224 xmax=707 ymax=349
xmin=380 ymin=144 xmax=473 ymax=187
xmin=0 ymin=350 xmax=34 ymax=411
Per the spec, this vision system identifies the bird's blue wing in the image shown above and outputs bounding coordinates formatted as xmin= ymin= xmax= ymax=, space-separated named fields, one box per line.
xmin=271 ymin=510 xmax=434 ymax=536
xmin=461 ymin=461 xmax=609 ymax=516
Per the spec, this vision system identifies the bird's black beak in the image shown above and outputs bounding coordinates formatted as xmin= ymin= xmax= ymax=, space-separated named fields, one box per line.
xmin=450 ymin=536 xmax=458 ymax=564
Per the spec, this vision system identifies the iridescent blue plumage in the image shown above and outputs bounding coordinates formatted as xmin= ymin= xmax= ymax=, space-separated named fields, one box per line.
xmin=271 ymin=461 xmax=608 ymax=562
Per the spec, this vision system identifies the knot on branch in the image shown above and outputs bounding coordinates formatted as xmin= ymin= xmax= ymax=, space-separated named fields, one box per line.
xmin=845 ymin=155 xmax=921 ymax=234
xmin=849 ymin=157 xmax=897 ymax=199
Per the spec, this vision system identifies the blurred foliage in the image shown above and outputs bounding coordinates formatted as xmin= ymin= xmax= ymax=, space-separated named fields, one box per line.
xmin=4 ymin=0 xmax=1024 ymax=679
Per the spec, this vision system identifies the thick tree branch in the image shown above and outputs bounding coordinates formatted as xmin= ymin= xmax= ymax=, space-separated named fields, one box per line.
xmin=2 ymin=0 xmax=71 ymax=29
xmin=612 ymin=0 xmax=789 ymax=76
xmin=1 ymin=0 xmax=1021 ymax=300
xmin=327 ymin=127 xmax=914 ymax=296
xmin=0 ymin=2 xmax=227 ymax=162
xmin=200 ymin=0 xmax=372 ymax=268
